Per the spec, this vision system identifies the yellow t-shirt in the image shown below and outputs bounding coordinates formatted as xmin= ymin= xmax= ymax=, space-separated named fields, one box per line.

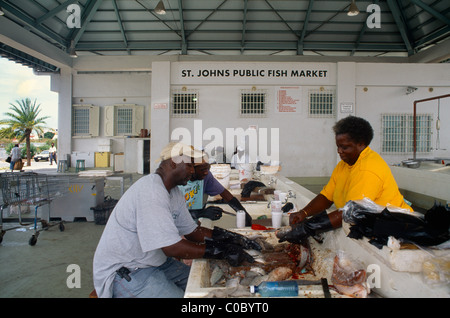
xmin=320 ymin=147 xmax=412 ymax=211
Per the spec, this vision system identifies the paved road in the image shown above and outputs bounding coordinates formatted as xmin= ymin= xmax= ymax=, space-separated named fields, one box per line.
xmin=0 ymin=158 xmax=58 ymax=172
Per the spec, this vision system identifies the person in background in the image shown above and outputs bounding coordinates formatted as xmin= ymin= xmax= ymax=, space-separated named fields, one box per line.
xmin=49 ymin=143 xmax=57 ymax=165
xmin=10 ymin=144 xmax=21 ymax=172
xmin=279 ymin=116 xmax=413 ymax=243
xmin=93 ymin=142 xmax=259 ymax=298
xmin=180 ymin=151 xmax=252 ymax=226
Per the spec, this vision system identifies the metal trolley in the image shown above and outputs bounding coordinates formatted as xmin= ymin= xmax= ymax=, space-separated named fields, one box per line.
xmin=0 ymin=172 xmax=68 ymax=246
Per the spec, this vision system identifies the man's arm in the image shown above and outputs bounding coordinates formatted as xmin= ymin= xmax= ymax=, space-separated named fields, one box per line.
xmin=161 ymin=226 xmax=212 ymax=259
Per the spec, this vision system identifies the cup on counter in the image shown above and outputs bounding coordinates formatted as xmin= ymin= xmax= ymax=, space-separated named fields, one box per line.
xmin=236 ymin=210 xmax=246 ymax=228
xmin=274 ymin=190 xmax=281 ymax=200
xmin=270 ymin=200 xmax=282 ymax=212
xmin=271 ymin=211 xmax=283 ymax=228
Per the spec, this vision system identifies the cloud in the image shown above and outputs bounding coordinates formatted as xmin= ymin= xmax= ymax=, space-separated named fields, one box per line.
xmin=0 ymin=58 xmax=58 ymax=128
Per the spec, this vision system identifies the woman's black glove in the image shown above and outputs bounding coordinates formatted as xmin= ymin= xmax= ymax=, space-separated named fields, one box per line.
xmin=278 ymin=210 xmax=333 ymax=244
xmin=212 ymin=226 xmax=262 ymax=251
xmin=227 ymin=197 xmax=252 ymax=226
xmin=204 ymin=237 xmax=255 ymax=266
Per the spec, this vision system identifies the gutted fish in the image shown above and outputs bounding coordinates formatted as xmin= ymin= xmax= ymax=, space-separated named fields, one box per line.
xmin=267 ymin=267 xmax=293 ymax=281
xmin=210 ymin=266 xmax=224 ymax=286
xmin=331 ymin=251 xmax=370 ymax=298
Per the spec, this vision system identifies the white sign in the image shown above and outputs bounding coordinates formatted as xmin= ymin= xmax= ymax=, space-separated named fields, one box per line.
xmin=340 ymin=102 xmax=354 ymax=113
xmin=276 ymin=86 xmax=301 ymax=113
xmin=171 ymin=62 xmax=336 ymax=85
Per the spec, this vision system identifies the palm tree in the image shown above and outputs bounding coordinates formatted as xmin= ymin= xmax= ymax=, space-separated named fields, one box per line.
xmin=0 ymin=98 xmax=49 ymax=166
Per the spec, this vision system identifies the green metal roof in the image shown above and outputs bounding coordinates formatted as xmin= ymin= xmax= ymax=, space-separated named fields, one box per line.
xmin=0 ymin=0 xmax=449 ymax=59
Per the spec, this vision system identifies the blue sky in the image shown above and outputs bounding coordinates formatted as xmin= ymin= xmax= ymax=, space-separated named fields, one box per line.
xmin=0 ymin=57 xmax=58 ymax=129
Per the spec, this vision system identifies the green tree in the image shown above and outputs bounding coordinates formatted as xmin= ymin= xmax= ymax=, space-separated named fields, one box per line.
xmin=0 ymin=98 xmax=49 ymax=166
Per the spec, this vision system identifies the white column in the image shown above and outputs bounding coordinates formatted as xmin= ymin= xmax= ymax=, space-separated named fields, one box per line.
xmin=51 ymin=67 xmax=73 ymax=163
xmin=150 ymin=61 xmax=171 ymax=172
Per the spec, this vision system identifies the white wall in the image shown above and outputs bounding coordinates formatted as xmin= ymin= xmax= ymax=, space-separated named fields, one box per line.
xmin=51 ymin=58 xmax=450 ymax=177
xmin=71 ymin=72 xmax=151 ymax=154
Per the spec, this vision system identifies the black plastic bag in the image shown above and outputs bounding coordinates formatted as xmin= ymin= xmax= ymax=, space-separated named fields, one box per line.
xmin=342 ymin=199 xmax=450 ymax=248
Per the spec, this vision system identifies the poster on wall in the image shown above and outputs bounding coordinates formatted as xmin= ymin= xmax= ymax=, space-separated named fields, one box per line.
xmin=276 ymin=86 xmax=301 ymax=113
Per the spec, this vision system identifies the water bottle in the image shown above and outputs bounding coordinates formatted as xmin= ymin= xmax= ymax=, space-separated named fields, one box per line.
xmin=250 ymin=281 xmax=298 ymax=297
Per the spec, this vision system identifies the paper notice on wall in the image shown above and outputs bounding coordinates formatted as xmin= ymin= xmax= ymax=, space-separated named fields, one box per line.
xmin=276 ymin=86 xmax=301 ymax=113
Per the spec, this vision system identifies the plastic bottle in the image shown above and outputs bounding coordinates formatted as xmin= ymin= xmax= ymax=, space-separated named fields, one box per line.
xmin=250 ymin=281 xmax=298 ymax=297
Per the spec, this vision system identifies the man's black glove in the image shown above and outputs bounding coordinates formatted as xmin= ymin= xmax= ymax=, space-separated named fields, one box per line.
xmin=278 ymin=210 xmax=333 ymax=244
xmin=190 ymin=206 xmax=223 ymax=221
xmin=212 ymin=226 xmax=262 ymax=251
xmin=204 ymin=237 xmax=255 ymax=266
xmin=241 ymin=181 xmax=266 ymax=198
xmin=227 ymin=197 xmax=252 ymax=226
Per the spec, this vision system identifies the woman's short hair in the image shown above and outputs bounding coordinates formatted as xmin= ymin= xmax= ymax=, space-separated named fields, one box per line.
xmin=333 ymin=116 xmax=374 ymax=145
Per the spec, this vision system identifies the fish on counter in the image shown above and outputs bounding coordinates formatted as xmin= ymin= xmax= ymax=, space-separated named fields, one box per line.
xmin=208 ymin=232 xmax=314 ymax=292
xmin=331 ymin=250 xmax=370 ymax=298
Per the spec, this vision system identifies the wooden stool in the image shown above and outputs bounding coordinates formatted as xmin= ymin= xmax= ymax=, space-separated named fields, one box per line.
xmin=76 ymin=159 xmax=86 ymax=172
xmin=57 ymin=159 xmax=68 ymax=172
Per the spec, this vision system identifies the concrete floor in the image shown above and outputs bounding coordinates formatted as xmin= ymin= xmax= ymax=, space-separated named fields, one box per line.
xmin=0 ymin=164 xmax=143 ymax=298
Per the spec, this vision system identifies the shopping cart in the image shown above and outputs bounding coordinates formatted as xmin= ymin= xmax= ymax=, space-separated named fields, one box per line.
xmin=0 ymin=172 xmax=67 ymax=246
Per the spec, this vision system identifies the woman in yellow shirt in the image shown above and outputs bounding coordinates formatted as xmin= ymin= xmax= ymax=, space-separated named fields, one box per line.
xmin=280 ymin=116 xmax=412 ymax=243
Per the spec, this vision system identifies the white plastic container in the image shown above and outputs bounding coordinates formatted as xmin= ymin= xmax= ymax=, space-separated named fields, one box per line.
xmin=271 ymin=211 xmax=283 ymax=228
xmin=236 ymin=210 xmax=246 ymax=228
xmin=210 ymin=164 xmax=231 ymax=188
xmin=271 ymin=200 xmax=282 ymax=212
xmin=238 ymin=163 xmax=255 ymax=181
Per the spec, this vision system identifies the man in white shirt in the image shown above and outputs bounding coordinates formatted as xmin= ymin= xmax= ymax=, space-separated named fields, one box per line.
xmin=93 ymin=142 xmax=259 ymax=298
xmin=10 ymin=144 xmax=21 ymax=171
xmin=49 ymin=143 xmax=57 ymax=165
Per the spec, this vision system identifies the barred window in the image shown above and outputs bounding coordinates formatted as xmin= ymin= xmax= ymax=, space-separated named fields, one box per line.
xmin=240 ymin=89 xmax=267 ymax=117
xmin=73 ymin=108 xmax=90 ymax=135
xmin=72 ymin=105 xmax=99 ymax=137
xmin=381 ymin=114 xmax=432 ymax=153
xmin=117 ymin=108 xmax=133 ymax=135
xmin=171 ymin=89 xmax=198 ymax=118
xmin=103 ymin=104 xmax=144 ymax=137
xmin=308 ymin=89 xmax=335 ymax=118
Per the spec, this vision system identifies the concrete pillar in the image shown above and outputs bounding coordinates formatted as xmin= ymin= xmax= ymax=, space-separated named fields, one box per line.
xmin=150 ymin=61 xmax=171 ymax=172
xmin=51 ymin=67 xmax=72 ymax=163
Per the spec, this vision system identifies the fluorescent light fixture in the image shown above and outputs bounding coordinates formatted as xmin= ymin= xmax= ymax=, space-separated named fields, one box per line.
xmin=348 ymin=0 xmax=359 ymax=16
xmin=154 ymin=0 xmax=166 ymax=15
xmin=0 ymin=7 xmax=5 ymax=16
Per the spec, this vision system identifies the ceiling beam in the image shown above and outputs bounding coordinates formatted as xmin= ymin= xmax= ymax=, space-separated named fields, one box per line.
xmin=264 ymin=0 xmax=299 ymax=39
xmin=386 ymin=0 xmax=414 ymax=55
xmin=298 ymin=0 xmax=314 ymax=55
xmin=409 ymin=0 xmax=450 ymax=26
xmin=74 ymin=41 xmax=407 ymax=52
xmin=70 ymin=0 xmax=104 ymax=46
xmin=178 ymin=0 xmax=187 ymax=55
xmin=186 ymin=0 xmax=228 ymax=39
xmin=112 ymin=0 xmax=129 ymax=54
xmin=36 ymin=0 xmax=79 ymax=25
xmin=0 ymin=0 xmax=68 ymax=47
xmin=240 ymin=0 xmax=248 ymax=54
xmin=351 ymin=0 xmax=381 ymax=56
